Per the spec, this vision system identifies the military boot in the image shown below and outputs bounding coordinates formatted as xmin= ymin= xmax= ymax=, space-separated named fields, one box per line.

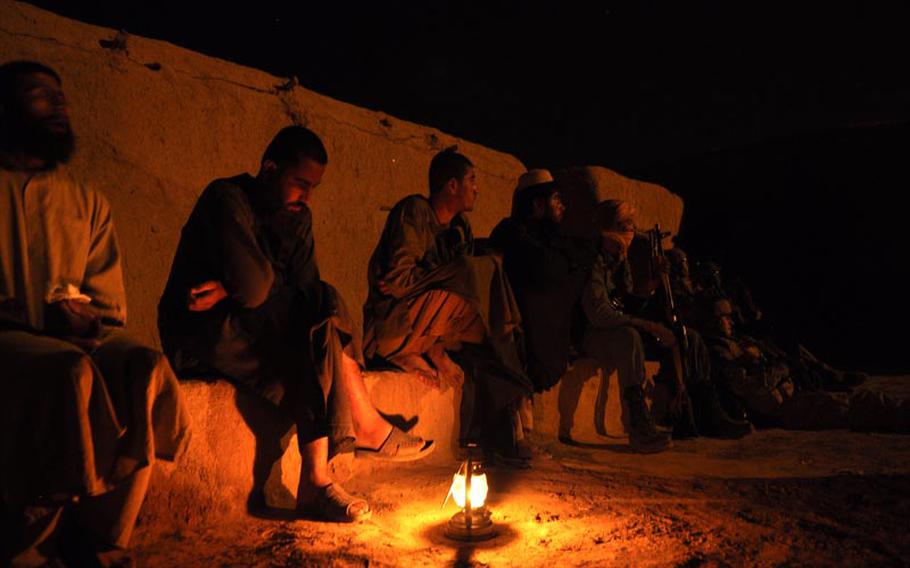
xmin=691 ymin=383 xmax=753 ymax=439
xmin=622 ymin=386 xmax=673 ymax=453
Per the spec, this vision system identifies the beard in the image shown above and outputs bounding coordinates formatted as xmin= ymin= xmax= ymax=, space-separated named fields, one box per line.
xmin=1 ymin=113 xmax=76 ymax=167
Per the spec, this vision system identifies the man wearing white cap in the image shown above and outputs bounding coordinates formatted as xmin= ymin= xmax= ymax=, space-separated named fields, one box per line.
xmin=490 ymin=169 xmax=594 ymax=393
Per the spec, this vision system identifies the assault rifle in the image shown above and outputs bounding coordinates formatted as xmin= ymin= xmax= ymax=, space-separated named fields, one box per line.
xmin=648 ymin=225 xmax=698 ymax=436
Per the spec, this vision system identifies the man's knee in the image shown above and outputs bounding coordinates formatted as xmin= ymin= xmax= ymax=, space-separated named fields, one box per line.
xmin=61 ymin=349 xmax=93 ymax=377
xmin=56 ymin=350 xmax=96 ymax=391
xmin=98 ymin=334 xmax=172 ymax=385
xmin=614 ymin=326 xmax=644 ymax=352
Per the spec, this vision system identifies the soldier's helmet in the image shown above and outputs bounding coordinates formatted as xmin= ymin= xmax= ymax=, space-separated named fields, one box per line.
xmin=694 ymin=260 xmax=723 ymax=292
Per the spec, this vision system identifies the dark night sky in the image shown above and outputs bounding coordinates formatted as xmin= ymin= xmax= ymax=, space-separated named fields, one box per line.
xmin=30 ymin=1 xmax=910 ymax=372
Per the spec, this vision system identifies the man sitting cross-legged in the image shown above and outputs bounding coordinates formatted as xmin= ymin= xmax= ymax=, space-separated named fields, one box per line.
xmin=363 ymin=148 xmax=533 ymax=466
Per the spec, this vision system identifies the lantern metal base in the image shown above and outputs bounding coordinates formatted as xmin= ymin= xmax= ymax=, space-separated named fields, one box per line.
xmin=445 ymin=507 xmax=495 ymax=541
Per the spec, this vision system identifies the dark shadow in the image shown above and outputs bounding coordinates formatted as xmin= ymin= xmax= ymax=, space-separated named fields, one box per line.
xmin=378 ymin=411 xmax=418 ymax=433
xmin=557 ymin=367 xmax=586 ymax=439
xmin=247 ymin=507 xmax=300 ymax=521
xmin=558 ymin=362 xmax=623 ymax=439
xmin=419 ymin=519 xmax=520 ymax=567
xmin=593 ymin=371 xmax=611 ymax=437
xmin=454 ymin=546 xmax=476 ymax=568
xmin=556 ymin=437 xmax=631 ymax=452
xmin=554 ymin=168 xmax=599 ymax=240
xmin=368 ymin=355 xmax=463 ymax=457
xmin=453 ymin=382 xmax=466 ymax=453
xmin=232 ymin=386 xmax=298 ymax=514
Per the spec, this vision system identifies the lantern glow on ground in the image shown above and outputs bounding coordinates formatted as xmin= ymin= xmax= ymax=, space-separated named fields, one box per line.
xmin=136 ymin=423 xmax=910 ymax=566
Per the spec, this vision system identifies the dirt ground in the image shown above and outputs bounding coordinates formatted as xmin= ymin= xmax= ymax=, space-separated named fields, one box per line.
xmin=134 ymin=377 xmax=910 ymax=567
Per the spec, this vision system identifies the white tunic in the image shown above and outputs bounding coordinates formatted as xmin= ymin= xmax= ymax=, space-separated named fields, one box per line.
xmin=0 ymin=166 xmax=126 ymax=328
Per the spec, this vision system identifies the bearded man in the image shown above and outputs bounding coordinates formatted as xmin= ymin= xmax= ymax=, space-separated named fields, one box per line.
xmin=0 ymin=60 xmax=190 ymax=567
xmin=159 ymin=126 xmax=434 ymax=523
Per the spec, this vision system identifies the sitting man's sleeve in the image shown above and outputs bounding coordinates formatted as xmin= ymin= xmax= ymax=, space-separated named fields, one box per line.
xmin=519 ymin=227 xmax=573 ymax=287
xmin=376 ymin=203 xmax=435 ymax=299
xmin=211 ymin=188 xmax=276 ymax=308
xmin=80 ymin=191 xmax=127 ymax=325
xmin=582 ymin=253 xmax=635 ymax=329
xmin=276 ymin=206 xmax=324 ymax=309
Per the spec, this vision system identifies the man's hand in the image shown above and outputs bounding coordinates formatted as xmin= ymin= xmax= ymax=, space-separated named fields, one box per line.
xmin=637 ymin=320 xmax=677 ymax=347
xmin=43 ymin=300 xmax=102 ymax=352
xmin=188 ymin=280 xmax=228 ymax=311
xmin=57 ymin=299 xmax=101 ymax=336
xmin=743 ymin=345 xmax=762 ymax=361
xmin=45 ymin=299 xmax=101 ymax=337
xmin=641 ymin=256 xmax=670 ymax=295
xmin=377 ymin=278 xmax=394 ymax=296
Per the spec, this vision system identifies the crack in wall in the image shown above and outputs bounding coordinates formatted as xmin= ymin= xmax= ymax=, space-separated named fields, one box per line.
xmin=1 ymin=20 xmax=518 ymax=182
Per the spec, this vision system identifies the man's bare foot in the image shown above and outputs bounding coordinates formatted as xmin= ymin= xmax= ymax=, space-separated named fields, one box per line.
xmin=356 ymin=423 xmax=394 ymax=451
xmin=389 ymin=353 xmax=440 ymax=388
xmin=426 ymin=343 xmax=465 ymax=388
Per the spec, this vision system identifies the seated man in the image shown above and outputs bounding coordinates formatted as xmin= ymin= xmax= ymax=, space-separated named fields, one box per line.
xmin=664 ymin=246 xmax=700 ymax=326
xmin=363 ymin=147 xmax=533 ymax=465
xmin=581 ymin=201 xmax=750 ymax=452
xmin=0 ymin=61 xmax=190 ymax=567
xmin=702 ymin=298 xmax=908 ymax=433
xmin=158 ymin=126 xmax=433 ymax=523
xmin=692 ymin=259 xmax=867 ymax=392
xmin=489 ymin=169 xmax=595 ymax=392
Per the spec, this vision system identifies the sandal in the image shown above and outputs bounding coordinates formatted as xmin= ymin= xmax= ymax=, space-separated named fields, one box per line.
xmin=298 ymin=483 xmax=372 ymax=523
xmin=355 ymin=426 xmax=435 ymax=461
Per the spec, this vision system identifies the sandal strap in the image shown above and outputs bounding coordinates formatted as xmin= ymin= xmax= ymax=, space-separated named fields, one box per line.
xmin=354 ymin=426 xmax=435 ymax=461
xmin=384 ymin=426 xmax=426 ymax=452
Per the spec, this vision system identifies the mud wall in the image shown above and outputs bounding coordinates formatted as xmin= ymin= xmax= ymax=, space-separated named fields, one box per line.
xmin=1 ymin=1 xmax=526 ymax=346
xmin=2 ymin=2 xmax=684 ymax=347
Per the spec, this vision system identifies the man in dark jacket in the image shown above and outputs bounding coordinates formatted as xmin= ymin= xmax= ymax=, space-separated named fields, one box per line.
xmin=489 ymin=169 xmax=594 ymax=392
xmin=159 ymin=126 xmax=433 ymax=523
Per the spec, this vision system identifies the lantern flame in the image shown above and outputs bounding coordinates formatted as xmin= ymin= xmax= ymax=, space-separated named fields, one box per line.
xmin=448 ymin=469 xmax=488 ymax=509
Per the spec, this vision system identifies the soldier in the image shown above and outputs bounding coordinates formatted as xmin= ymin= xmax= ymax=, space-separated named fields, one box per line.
xmin=701 ymin=298 xmax=908 ymax=433
xmin=691 ymin=259 xmax=867 ymax=392
xmin=665 ymin=246 xmax=698 ymax=326
xmin=581 ymin=201 xmax=751 ymax=452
